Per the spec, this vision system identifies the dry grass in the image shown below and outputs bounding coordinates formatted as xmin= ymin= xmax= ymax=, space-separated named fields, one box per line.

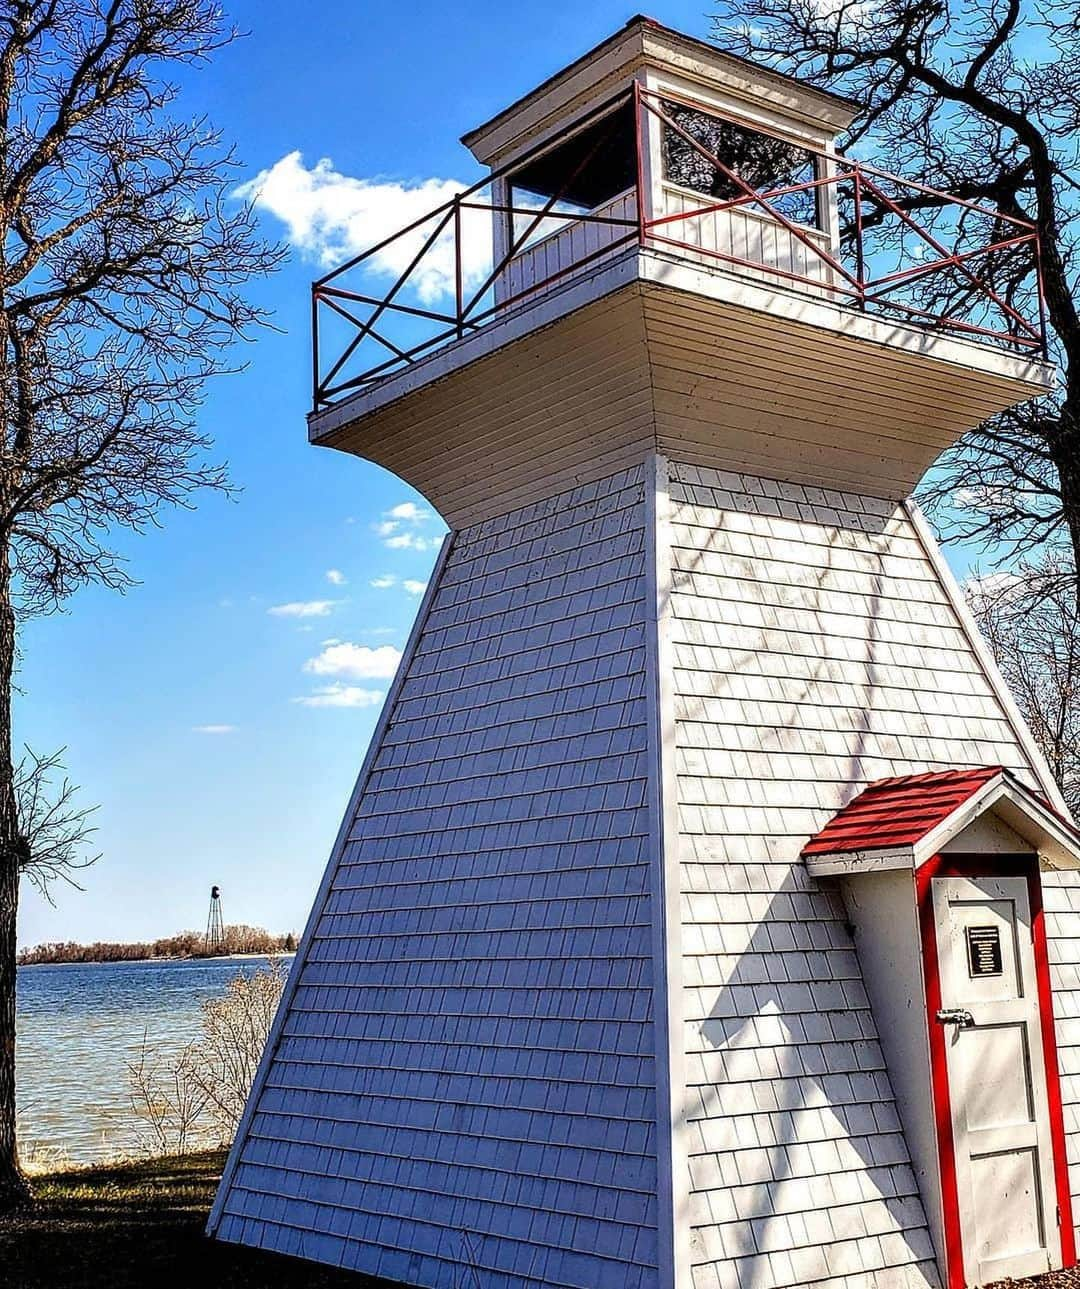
xmin=0 ymin=1150 xmax=394 ymax=1289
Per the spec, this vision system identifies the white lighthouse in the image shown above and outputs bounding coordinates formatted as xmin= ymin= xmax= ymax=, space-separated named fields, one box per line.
xmin=210 ymin=18 xmax=1080 ymax=1289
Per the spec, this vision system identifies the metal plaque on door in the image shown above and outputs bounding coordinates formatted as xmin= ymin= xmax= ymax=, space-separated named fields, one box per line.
xmin=966 ymin=925 xmax=1004 ymax=978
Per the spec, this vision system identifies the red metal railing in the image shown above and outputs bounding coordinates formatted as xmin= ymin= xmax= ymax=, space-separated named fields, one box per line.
xmin=311 ymin=85 xmax=1045 ymax=410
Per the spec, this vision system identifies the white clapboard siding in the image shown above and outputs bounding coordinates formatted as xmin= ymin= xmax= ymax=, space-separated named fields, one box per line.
xmin=665 ymin=459 xmax=1065 ymax=1289
xmin=500 ymin=189 xmax=637 ymax=306
xmin=213 ymin=466 xmax=662 ymax=1289
xmin=655 ymin=185 xmax=836 ymax=298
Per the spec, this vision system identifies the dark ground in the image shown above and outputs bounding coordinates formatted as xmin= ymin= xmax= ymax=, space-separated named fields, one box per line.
xmin=991 ymin=1276 xmax=1080 ymax=1288
xmin=0 ymin=1150 xmax=393 ymax=1289
xmin=1 ymin=1151 xmax=1077 ymax=1289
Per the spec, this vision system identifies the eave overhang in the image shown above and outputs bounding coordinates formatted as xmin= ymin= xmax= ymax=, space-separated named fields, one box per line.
xmin=804 ymin=770 xmax=1080 ymax=878
xmin=307 ymin=252 xmax=1056 ymax=530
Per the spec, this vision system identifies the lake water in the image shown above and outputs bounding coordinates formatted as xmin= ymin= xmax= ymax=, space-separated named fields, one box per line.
xmin=15 ymin=956 xmax=291 ymax=1164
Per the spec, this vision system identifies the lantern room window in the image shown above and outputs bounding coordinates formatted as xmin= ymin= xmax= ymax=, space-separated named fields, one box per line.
xmin=660 ymin=100 xmax=822 ymax=230
xmin=507 ymin=99 xmax=637 ymax=244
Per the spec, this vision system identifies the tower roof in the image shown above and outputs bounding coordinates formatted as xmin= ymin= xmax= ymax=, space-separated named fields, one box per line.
xmin=462 ymin=15 xmax=858 ymax=168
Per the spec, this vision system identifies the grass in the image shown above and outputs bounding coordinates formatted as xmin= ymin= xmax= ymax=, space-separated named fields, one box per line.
xmin=5 ymin=1150 xmax=1077 ymax=1289
xmin=0 ymin=1150 xmax=390 ymax=1289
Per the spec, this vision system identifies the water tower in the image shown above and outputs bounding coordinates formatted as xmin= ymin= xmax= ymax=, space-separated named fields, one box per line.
xmin=204 ymin=884 xmax=224 ymax=954
xmin=210 ymin=18 xmax=1080 ymax=1289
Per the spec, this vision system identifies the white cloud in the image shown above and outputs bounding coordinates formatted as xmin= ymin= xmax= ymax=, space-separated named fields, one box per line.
xmin=303 ymin=642 xmax=402 ymax=680
xmin=370 ymin=575 xmax=396 ymax=589
xmin=193 ymin=724 xmax=237 ymax=735
xmin=325 ymin=569 xmax=347 ymax=586
xmin=384 ymin=532 xmax=436 ymax=551
xmin=387 ymin=501 xmax=429 ymax=523
xmin=293 ymin=685 xmax=385 ymax=709
xmin=403 ymin=579 xmax=427 ymax=596
xmin=374 ymin=499 xmax=441 ymax=551
xmin=234 ymin=152 xmax=492 ymax=303
xmin=268 ymin=599 xmax=339 ymax=619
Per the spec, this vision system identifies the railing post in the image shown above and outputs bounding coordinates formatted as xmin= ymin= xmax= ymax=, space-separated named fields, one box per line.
xmin=454 ymin=195 xmax=464 ymax=339
xmin=634 ymin=80 xmax=647 ymax=249
xmin=1035 ymin=233 xmax=1050 ymax=360
xmin=853 ymin=166 xmax=866 ymax=310
xmin=311 ymin=285 xmax=320 ymax=409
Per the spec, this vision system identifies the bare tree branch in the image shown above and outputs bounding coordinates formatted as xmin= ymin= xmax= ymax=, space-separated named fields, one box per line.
xmin=714 ymin=0 xmax=1080 ymax=589
xmin=14 ymin=745 xmax=97 ymax=902
xmin=968 ymin=557 xmax=1080 ymax=812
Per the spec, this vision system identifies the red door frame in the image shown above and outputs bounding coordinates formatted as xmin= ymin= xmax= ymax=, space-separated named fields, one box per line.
xmin=916 ymin=853 xmax=1076 ymax=1289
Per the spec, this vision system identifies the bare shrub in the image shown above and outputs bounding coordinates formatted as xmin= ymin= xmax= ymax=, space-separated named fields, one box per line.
xmin=969 ymin=558 xmax=1080 ymax=815
xmin=127 ymin=959 xmax=286 ymax=1155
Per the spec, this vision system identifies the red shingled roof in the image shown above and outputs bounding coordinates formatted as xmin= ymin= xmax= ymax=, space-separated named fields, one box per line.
xmin=803 ymin=767 xmax=1007 ymax=856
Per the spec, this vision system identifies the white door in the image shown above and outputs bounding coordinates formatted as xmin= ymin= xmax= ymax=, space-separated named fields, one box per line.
xmin=933 ymin=874 xmax=1060 ymax=1286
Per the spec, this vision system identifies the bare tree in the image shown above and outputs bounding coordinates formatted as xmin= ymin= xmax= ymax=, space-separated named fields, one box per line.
xmin=0 ymin=0 xmax=280 ymax=1210
xmin=713 ymin=0 xmax=1080 ymax=594
xmin=968 ymin=561 xmax=1080 ymax=813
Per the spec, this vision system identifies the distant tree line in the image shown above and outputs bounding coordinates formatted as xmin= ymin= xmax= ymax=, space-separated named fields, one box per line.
xmin=16 ymin=925 xmax=297 ymax=967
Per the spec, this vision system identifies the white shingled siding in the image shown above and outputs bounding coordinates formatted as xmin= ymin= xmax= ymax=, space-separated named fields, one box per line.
xmin=666 ymin=459 xmax=1054 ymax=1289
xmin=213 ymin=447 xmax=1080 ymax=1289
xmin=214 ymin=466 xmax=662 ymax=1289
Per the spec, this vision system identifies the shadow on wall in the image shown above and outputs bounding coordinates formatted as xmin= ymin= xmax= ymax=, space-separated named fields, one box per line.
xmin=671 ymin=493 xmax=943 ymax=1287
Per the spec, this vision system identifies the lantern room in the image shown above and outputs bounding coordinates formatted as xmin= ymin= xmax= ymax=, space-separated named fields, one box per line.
xmin=307 ymin=16 xmax=1055 ymax=530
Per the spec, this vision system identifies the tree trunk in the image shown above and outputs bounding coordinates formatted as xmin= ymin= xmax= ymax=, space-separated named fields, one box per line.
xmin=0 ymin=541 xmax=29 ymax=1211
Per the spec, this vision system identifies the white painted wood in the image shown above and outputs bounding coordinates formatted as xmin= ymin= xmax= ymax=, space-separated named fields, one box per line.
xmin=843 ymin=870 xmax=945 ymax=1274
xmin=942 ymin=813 xmax=1028 ymax=855
xmin=645 ymin=453 xmax=691 ymax=1289
xmin=933 ymin=874 xmax=1061 ymax=1284
xmin=656 ymin=182 xmax=836 ymax=297
xmin=1041 ymin=869 xmax=1080 ymax=1230
xmin=463 ymin=18 xmax=855 ymax=171
xmin=668 ymin=462 xmax=957 ymax=1289
xmin=805 ymin=847 xmax=917 ymax=877
xmin=312 ymin=269 xmax=1053 ymax=532
xmin=499 ymin=188 xmax=636 ymax=306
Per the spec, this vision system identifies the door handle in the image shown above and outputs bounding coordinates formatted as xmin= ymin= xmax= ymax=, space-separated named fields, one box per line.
xmin=935 ymin=1008 xmax=975 ymax=1029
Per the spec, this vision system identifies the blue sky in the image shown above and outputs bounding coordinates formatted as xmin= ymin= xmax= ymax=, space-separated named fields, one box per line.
xmin=16 ymin=0 xmax=978 ymax=950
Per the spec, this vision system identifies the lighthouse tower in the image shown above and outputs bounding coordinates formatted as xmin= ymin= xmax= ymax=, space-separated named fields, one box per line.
xmin=211 ymin=19 xmax=1080 ymax=1289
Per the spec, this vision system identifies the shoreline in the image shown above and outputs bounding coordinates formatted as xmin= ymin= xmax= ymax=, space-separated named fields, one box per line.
xmin=17 ymin=951 xmax=296 ymax=969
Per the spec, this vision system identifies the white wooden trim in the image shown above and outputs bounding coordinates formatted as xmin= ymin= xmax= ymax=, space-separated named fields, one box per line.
xmin=805 ymin=846 xmax=917 ymax=877
xmin=918 ymin=775 xmax=1011 ymax=861
xmin=644 ymin=451 xmax=691 ymax=1289
xmin=904 ymin=500 xmax=1071 ymax=817
xmin=206 ymin=532 xmax=456 ymax=1236
xmin=805 ymin=778 xmax=1080 ymax=878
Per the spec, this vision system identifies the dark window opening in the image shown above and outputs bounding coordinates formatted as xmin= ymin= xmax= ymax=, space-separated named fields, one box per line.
xmin=508 ymin=100 xmax=637 ymax=243
xmin=661 ymin=101 xmax=821 ymax=229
